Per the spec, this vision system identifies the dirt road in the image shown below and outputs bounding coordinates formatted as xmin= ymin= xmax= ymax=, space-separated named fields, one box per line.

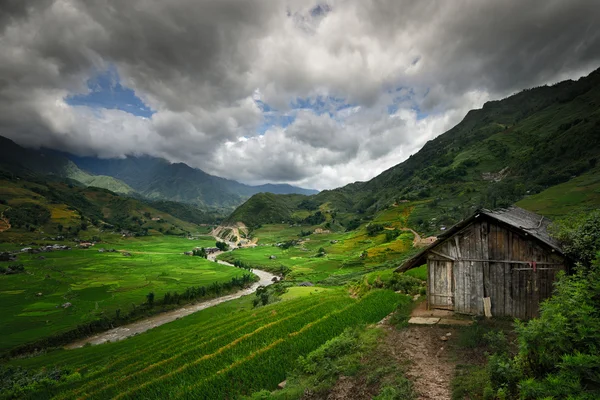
xmin=66 ymin=258 xmax=275 ymax=349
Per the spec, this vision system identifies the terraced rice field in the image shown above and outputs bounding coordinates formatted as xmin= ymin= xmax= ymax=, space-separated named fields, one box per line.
xmin=9 ymin=289 xmax=402 ymax=399
xmin=0 ymin=236 xmax=245 ymax=351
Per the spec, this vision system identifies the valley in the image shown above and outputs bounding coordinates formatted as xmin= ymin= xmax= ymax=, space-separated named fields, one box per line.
xmin=1 ymin=69 xmax=600 ymax=400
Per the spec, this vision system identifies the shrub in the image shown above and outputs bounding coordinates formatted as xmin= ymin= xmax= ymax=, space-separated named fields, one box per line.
xmin=550 ymin=210 xmax=600 ymax=267
xmin=367 ymin=223 xmax=384 ymax=236
xmin=386 ymin=273 xmax=423 ymax=295
xmin=488 ymin=257 xmax=600 ymax=399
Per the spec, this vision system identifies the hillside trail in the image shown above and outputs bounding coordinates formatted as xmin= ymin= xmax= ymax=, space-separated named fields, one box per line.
xmin=65 ymin=249 xmax=275 ymax=349
xmin=386 ymin=325 xmax=456 ymax=400
xmin=323 ymin=323 xmax=456 ymax=400
xmin=385 ymin=226 xmax=435 ymax=248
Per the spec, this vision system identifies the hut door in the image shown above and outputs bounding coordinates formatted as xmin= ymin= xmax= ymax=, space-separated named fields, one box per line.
xmin=429 ymin=260 xmax=454 ymax=310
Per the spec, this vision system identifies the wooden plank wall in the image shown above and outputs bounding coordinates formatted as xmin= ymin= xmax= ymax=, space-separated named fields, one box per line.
xmin=426 ymin=218 xmax=566 ymax=319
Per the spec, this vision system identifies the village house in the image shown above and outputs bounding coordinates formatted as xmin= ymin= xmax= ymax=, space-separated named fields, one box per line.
xmin=203 ymin=247 xmax=220 ymax=254
xmin=397 ymin=207 xmax=569 ymax=319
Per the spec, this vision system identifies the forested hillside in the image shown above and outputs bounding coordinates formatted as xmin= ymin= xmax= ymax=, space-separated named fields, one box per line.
xmin=229 ymin=68 xmax=600 ymax=232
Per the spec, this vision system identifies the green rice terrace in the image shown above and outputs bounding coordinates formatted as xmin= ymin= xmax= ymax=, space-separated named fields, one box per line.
xmin=3 ymin=290 xmax=402 ymax=399
xmin=0 ymin=235 xmax=251 ymax=352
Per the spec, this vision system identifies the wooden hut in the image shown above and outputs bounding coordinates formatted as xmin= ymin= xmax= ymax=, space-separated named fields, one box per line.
xmin=397 ymin=207 xmax=569 ymax=319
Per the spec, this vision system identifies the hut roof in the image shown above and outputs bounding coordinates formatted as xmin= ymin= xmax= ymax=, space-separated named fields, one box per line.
xmin=396 ymin=206 xmax=564 ymax=272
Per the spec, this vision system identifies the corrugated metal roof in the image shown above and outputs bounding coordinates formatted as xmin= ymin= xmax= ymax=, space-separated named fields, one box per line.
xmin=477 ymin=207 xmax=562 ymax=252
xmin=396 ymin=206 xmax=564 ymax=272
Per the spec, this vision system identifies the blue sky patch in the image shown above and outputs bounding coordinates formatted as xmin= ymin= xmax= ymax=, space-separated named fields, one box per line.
xmin=66 ymin=66 xmax=154 ymax=118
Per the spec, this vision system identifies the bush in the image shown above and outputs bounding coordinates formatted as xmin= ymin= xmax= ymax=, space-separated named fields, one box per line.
xmin=488 ymin=258 xmax=600 ymax=399
xmin=215 ymin=241 xmax=229 ymax=251
xmin=550 ymin=210 xmax=600 ymax=267
xmin=386 ymin=273 xmax=423 ymax=295
xmin=366 ymin=223 xmax=384 ymax=236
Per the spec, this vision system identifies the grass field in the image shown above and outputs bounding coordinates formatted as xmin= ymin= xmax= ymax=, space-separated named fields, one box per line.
xmin=4 ymin=289 xmax=403 ymax=399
xmin=0 ymin=235 xmax=250 ymax=352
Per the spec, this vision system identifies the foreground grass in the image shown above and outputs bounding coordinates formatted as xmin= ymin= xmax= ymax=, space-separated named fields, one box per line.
xmin=249 ymin=295 xmax=416 ymax=400
xmin=0 ymin=235 xmax=246 ymax=352
xmin=2 ymin=289 xmax=402 ymax=399
xmin=450 ymin=319 xmax=516 ymax=400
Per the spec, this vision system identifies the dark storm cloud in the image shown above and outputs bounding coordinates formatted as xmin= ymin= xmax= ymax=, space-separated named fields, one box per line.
xmin=0 ymin=0 xmax=599 ymax=188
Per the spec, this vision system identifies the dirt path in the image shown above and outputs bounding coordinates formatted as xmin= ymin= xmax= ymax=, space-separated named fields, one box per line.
xmin=386 ymin=325 xmax=457 ymax=400
xmin=65 ymin=258 xmax=276 ymax=349
xmin=398 ymin=227 xmax=436 ymax=248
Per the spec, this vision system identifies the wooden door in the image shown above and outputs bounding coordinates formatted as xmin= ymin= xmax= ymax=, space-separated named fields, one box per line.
xmin=429 ymin=260 xmax=454 ymax=310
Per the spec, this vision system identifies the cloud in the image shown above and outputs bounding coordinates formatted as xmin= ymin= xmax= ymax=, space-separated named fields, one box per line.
xmin=0 ymin=0 xmax=599 ymax=189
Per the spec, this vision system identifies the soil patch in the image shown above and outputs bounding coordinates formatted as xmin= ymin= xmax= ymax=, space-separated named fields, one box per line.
xmin=384 ymin=325 xmax=457 ymax=400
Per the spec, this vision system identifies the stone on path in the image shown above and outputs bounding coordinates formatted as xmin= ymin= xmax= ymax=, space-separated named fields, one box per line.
xmin=438 ymin=318 xmax=474 ymax=326
xmin=408 ymin=317 xmax=440 ymax=325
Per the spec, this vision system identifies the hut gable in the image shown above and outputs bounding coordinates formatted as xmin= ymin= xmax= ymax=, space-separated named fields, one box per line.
xmin=397 ymin=207 xmax=568 ymax=319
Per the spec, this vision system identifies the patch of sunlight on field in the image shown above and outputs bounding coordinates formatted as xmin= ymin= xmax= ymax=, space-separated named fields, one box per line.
xmin=18 ymin=310 xmax=62 ymax=317
xmin=372 ymin=204 xmax=413 ymax=226
xmin=1 ymin=290 xmax=25 ymax=295
xmin=405 ymin=265 xmax=427 ymax=280
xmin=50 ymin=204 xmax=79 ymax=222
xmin=280 ymin=286 xmax=332 ymax=299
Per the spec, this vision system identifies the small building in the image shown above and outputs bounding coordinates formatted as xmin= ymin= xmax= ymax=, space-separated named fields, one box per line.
xmin=397 ymin=207 xmax=569 ymax=319
xmin=204 ymin=247 xmax=220 ymax=254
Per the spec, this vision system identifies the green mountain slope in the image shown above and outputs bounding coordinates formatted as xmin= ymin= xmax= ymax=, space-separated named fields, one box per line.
xmin=0 ymin=136 xmax=135 ymax=195
xmin=224 ymin=193 xmax=306 ymax=227
xmin=516 ymin=167 xmax=600 ymax=219
xmin=228 ymin=68 xmax=600 ymax=231
xmin=0 ymin=171 xmax=203 ymax=241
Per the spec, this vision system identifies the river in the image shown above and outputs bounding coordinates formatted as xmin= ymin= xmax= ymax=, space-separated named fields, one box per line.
xmin=65 ymin=252 xmax=275 ymax=349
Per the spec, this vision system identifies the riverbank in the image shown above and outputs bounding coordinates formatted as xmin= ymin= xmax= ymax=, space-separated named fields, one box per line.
xmin=65 ymin=258 xmax=275 ymax=348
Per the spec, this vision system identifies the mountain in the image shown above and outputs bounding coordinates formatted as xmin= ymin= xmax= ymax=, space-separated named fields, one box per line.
xmin=228 ymin=67 xmax=600 ymax=231
xmin=0 ymin=170 xmax=204 ymax=239
xmin=0 ymin=136 xmax=135 ymax=195
xmin=0 ymin=136 xmax=318 ymax=210
xmin=224 ymin=192 xmax=306 ymax=227
xmin=66 ymin=154 xmax=318 ymax=208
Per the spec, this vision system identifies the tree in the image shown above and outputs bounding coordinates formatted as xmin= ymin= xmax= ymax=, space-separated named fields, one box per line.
xmin=550 ymin=210 xmax=600 ymax=268
xmin=366 ymin=223 xmax=384 ymax=236
xmin=193 ymin=247 xmax=207 ymax=258
xmin=57 ymin=224 xmax=63 ymax=233
xmin=146 ymin=292 xmax=155 ymax=307
xmin=215 ymin=241 xmax=229 ymax=251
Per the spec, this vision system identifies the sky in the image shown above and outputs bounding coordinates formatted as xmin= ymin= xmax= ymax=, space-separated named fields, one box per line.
xmin=1 ymin=1 xmax=599 ymax=190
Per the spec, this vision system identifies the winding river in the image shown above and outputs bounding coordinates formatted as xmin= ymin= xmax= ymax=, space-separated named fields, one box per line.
xmin=66 ymin=252 xmax=275 ymax=349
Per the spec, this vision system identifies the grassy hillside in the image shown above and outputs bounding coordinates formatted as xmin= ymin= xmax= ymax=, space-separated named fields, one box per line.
xmin=516 ymin=167 xmax=600 ymax=218
xmin=0 ymin=172 xmax=202 ymax=242
xmin=228 ymin=68 xmax=600 ymax=234
xmin=224 ymin=192 xmax=307 ymax=227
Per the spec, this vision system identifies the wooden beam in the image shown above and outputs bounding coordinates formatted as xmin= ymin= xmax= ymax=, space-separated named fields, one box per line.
xmin=429 ymin=250 xmax=456 ymax=261
xmin=455 ymin=258 xmax=562 ymax=265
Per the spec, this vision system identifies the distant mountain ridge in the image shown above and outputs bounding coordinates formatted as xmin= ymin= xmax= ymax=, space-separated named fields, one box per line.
xmin=0 ymin=136 xmax=318 ymax=210
xmin=66 ymin=154 xmax=318 ymax=208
